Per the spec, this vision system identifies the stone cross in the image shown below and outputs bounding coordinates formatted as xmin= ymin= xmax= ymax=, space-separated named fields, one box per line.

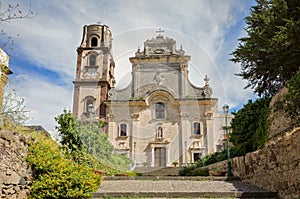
xmin=156 ymin=28 xmax=164 ymax=38
xmin=204 ymin=75 xmax=209 ymax=86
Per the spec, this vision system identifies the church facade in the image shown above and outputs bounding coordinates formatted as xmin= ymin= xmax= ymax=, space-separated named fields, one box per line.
xmin=72 ymin=24 xmax=232 ymax=167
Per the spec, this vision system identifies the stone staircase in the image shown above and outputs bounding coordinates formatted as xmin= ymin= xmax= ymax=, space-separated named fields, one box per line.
xmin=133 ymin=166 xmax=181 ymax=176
xmin=92 ymin=167 xmax=278 ymax=198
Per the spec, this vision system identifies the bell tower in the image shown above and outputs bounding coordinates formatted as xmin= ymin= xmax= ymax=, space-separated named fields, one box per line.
xmin=72 ymin=24 xmax=115 ymax=122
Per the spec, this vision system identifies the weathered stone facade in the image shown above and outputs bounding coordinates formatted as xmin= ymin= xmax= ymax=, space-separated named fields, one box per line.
xmin=72 ymin=25 xmax=233 ymax=168
xmin=0 ymin=130 xmax=32 ymax=199
xmin=205 ymin=127 xmax=300 ymax=199
xmin=72 ymin=24 xmax=115 ymax=123
xmin=105 ymin=30 xmax=233 ymax=167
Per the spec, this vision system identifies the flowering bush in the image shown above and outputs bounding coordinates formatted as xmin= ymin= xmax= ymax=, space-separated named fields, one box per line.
xmin=26 ymin=134 xmax=101 ymax=199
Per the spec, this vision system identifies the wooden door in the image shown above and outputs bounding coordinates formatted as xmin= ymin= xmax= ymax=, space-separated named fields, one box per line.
xmin=155 ymin=147 xmax=166 ymax=167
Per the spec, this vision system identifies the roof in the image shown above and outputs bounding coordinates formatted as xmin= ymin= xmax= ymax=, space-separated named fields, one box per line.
xmin=25 ymin=125 xmax=51 ymax=137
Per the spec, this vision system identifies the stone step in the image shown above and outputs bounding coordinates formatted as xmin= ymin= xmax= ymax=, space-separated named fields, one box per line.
xmin=92 ymin=177 xmax=278 ymax=198
xmin=93 ymin=192 xmax=278 ymax=198
xmin=134 ymin=167 xmax=181 ymax=176
xmin=133 ymin=167 xmax=164 ymax=174
xmin=103 ymin=176 xmax=241 ymax=181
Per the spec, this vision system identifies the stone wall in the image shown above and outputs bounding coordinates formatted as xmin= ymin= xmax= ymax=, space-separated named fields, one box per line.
xmin=204 ymin=127 xmax=300 ymax=199
xmin=268 ymin=87 xmax=293 ymax=139
xmin=0 ymin=130 xmax=32 ymax=199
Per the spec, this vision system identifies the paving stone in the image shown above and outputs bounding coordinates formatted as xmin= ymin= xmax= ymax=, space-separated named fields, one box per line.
xmin=93 ymin=177 xmax=278 ymax=198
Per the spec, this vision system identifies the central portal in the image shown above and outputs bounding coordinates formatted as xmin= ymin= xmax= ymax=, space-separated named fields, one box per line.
xmin=154 ymin=147 xmax=166 ymax=167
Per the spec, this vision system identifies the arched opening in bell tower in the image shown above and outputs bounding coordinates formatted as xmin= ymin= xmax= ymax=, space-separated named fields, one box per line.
xmin=91 ymin=37 xmax=98 ymax=47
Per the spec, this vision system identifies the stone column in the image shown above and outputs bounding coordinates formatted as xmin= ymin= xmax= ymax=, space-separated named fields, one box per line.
xmin=178 ymin=122 xmax=183 ymax=167
xmin=205 ymin=111 xmax=214 ymax=154
xmin=131 ymin=64 xmax=139 ymax=98
xmin=107 ymin=113 xmax=116 ymax=145
xmin=0 ymin=49 xmax=12 ymax=109
xmin=180 ymin=64 xmax=188 ymax=98
xmin=180 ymin=112 xmax=190 ymax=165
xmin=0 ymin=74 xmax=8 ymax=108
xmin=151 ymin=146 xmax=155 ymax=167
xmin=167 ymin=146 xmax=170 ymax=166
xmin=130 ymin=113 xmax=139 ymax=161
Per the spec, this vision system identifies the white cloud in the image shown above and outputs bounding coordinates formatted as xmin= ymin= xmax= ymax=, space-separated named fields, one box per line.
xmin=8 ymin=73 xmax=72 ymax=132
xmin=2 ymin=0 xmax=256 ymax=131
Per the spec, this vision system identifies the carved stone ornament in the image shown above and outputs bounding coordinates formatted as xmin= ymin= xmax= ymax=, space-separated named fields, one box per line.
xmin=203 ymin=75 xmax=212 ymax=97
xmin=203 ymin=86 xmax=212 ymax=97
xmin=107 ymin=113 xmax=115 ymax=121
xmin=108 ymin=88 xmax=115 ymax=99
xmin=154 ymin=72 xmax=165 ymax=85
xmin=205 ymin=111 xmax=213 ymax=119
xmin=130 ymin=113 xmax=139 ymax=120
xmin=180 ymin=112 xmax=189 ymax=119
xmin=152 ymin=96 xmax=168 ymax=103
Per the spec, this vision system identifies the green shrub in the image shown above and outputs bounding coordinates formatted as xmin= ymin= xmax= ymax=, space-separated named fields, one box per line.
xmin=179 ymin=151 xmax=227 ymax=176
xmin=195 ymin=151 xmax=227 ymax=167
xmin=26 ymin=133 xmax=101 ymax=199
xmin=230 ymin=98 xmax=271 ymax=155
xmin=179 ymin=164 xmax=197 ymax=176
xmin=276 ymin=71 xmax=300 ymax=128
xmin=190 ymin=168 xmax=209 ymax=176
xmin=179 ymin=166 xmax=209 ymax=176
xmin=64 ymin=149 xmax=120 ymax=176
xmin=55 ymin=110 xmax=132 ymax=173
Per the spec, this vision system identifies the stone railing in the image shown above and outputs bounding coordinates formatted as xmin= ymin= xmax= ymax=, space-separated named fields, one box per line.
xmin=0 ymin=130 xmax=32 ymax=199
xmin=204 ymin=127 xmax=300 ymax=199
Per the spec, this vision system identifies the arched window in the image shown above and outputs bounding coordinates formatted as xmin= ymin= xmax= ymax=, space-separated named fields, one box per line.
xmin=89 ymin=54 xmax=96 ymax=66
xmin=155 ymin=102 xmax=165 ymax=119
xmin=120 ymin=123 xmax=127 ymax=137
xmin=86 ymin=99 xmax=94 ymax=113
xmin=193 ymin=122 xmax=201 ymax=135
xmin=91 ymin=37 xmax=98 ymax=47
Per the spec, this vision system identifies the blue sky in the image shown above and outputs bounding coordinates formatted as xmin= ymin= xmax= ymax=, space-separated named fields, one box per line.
xmin=1 ymin=0 xmax=257 ymax=132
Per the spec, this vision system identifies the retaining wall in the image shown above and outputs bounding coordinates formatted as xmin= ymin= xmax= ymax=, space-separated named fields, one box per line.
xmin=0 ymin=130 xmax=32 ymax=199
xmin=205 ymin=127 xmax=300 ymax=199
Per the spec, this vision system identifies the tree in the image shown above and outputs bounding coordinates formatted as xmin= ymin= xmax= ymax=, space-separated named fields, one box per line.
xmin=284 ymin=72 xmax=300 ymax=126
xmin=55 ymin=110 xmax=131 ymax=172
xmin=0 ymin=2 xmax=35 ymax=22
xmin=230 ymin=97 xmax=271 ymax=156
xmin=0 ymin=88 xmax=30 ymax=128
xmin=230 ymin=0 xmax=300 ymax=96
xmin=277 ymin=71 xmax=300 ymax=127
xmin=0 ymin=2 xmax=36 ymax=51
xmin=78 ymin=122 xmax=131 ymax=172
xmin=55 ymin=109 xmax=83 ymax=153
xmin=78 ymin=122 xmax=114 ymax=159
